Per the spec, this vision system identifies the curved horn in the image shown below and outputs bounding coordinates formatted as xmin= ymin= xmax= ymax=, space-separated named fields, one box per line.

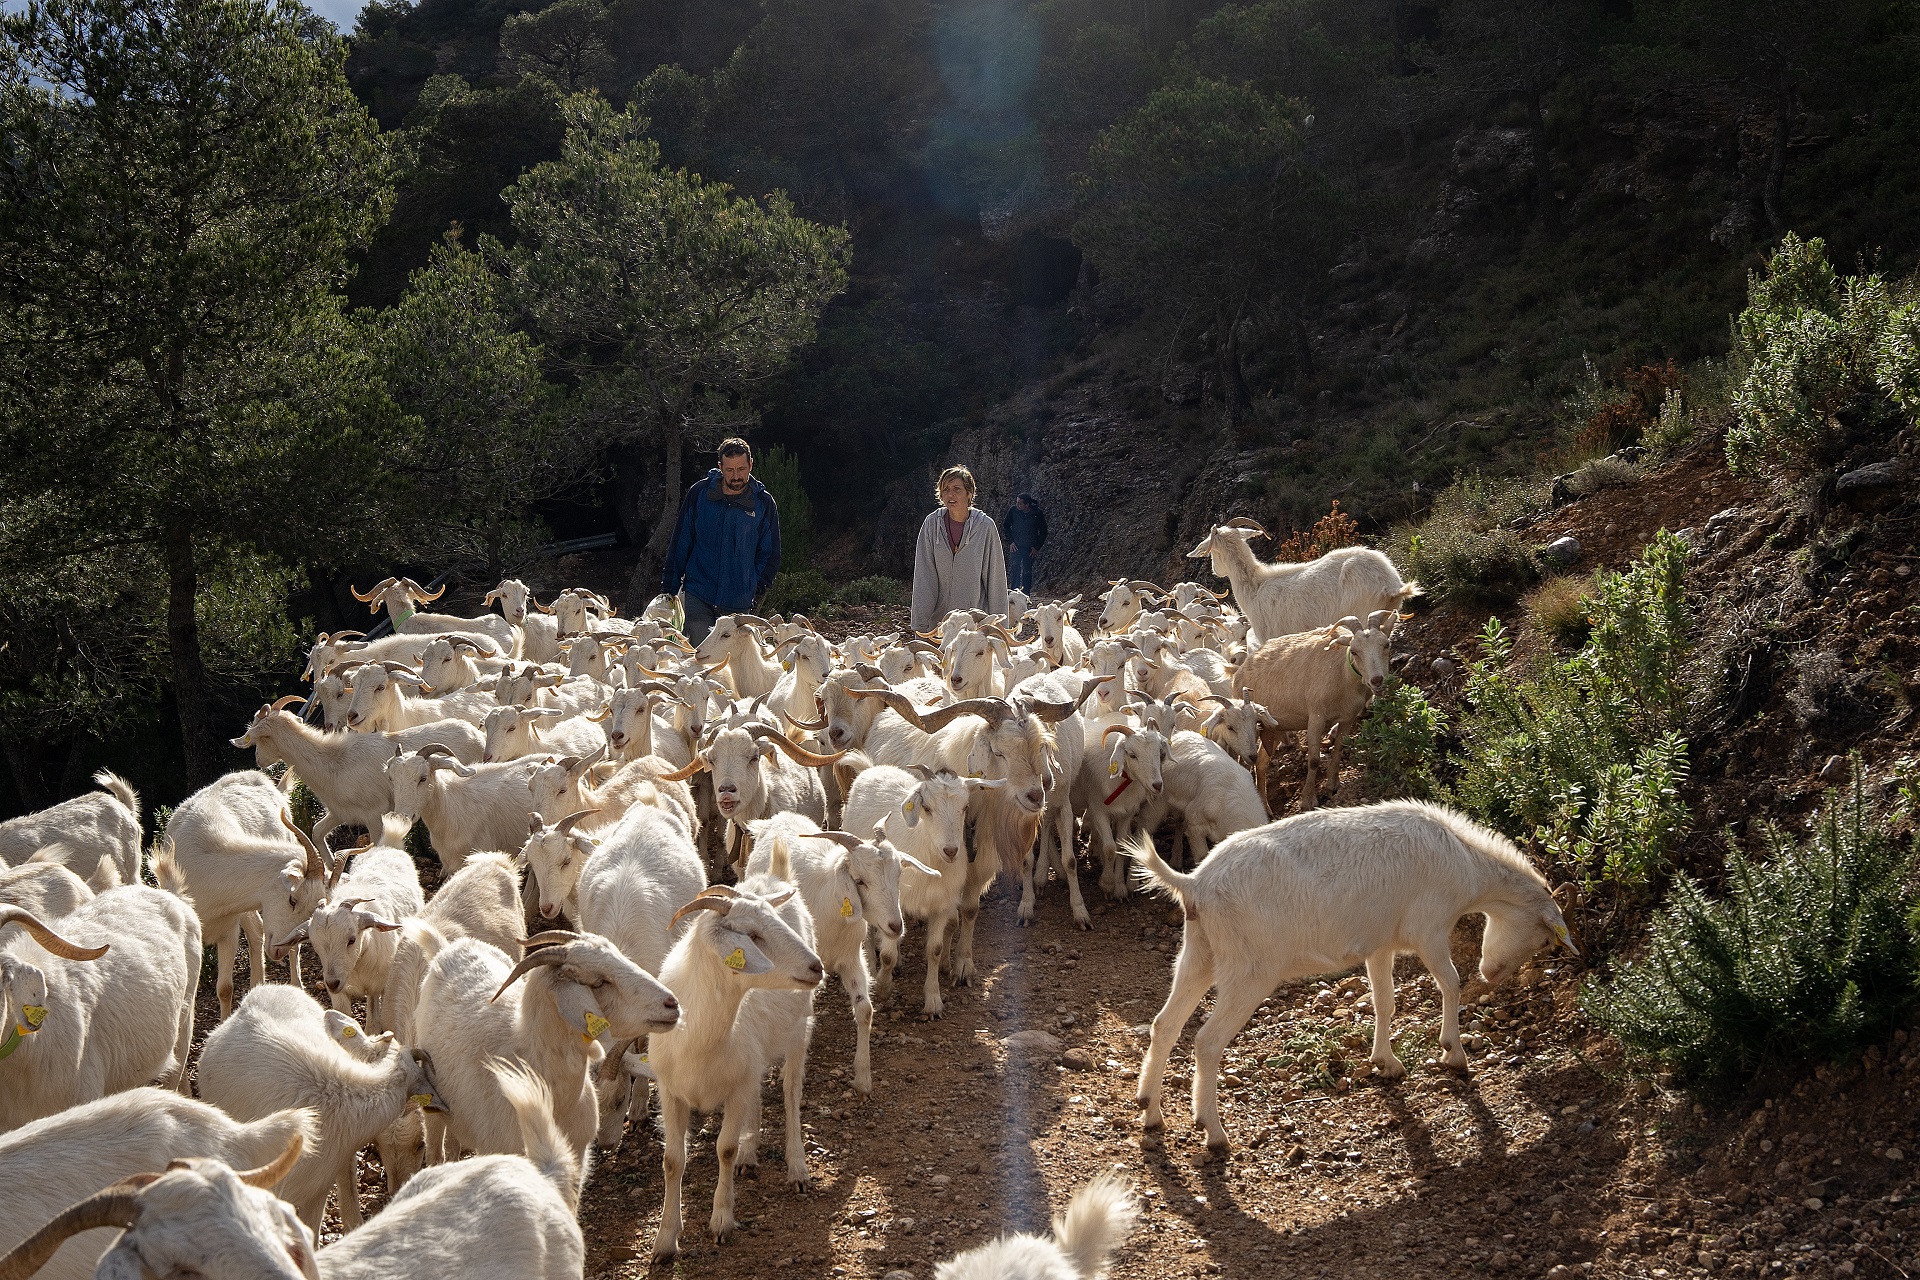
xmin=407 ymin=579 xmax=446 ymax=602
xmin=236 ymin=1133 xmax=306 ymax=1188
xmin=280 ymin=809 xmax=326 ymax=879
xmin=917 ymin=697 xmax=1014 ymax=731
xmin=981 ymin=621 xmax=1019 ymax=644
xmin=330 ymin=629 xmax=366 ymax=641
xmin=490 ymin=945 xmax=574 ymax=1002
xmin=1021 ymin=696 xmax=1078 ymax=724
xmin=746 ymin=724 xmax=849 ymax=768
xmin=852 ymin=662 xmax=887 ymax=683
xmin=914 ymin=628 xmax=943 ymax=641
xmin=349 ymin=579 xmax=391 ymax=603
xmin=783 ymin=707 xmax=828 ymax=732
xmin=1073 ymin=674 xmax=1116 ymax=710
xmin=668 ymin=885 xmax=743 ymax=928
xmin=269 ymin=694 xmax=307 ymax=712
xmin=1102 ymin=724 xmax=1135 ymax=742
xmin=848 ymin=686 xmax=931 ymax=732
xmin=1222 ymin=517 xmax=1271 ymax=539
xmin=809 ymin=830 xmax=866 ymax=850
xmin=655 ymin=757 xmax=708 ymax=782
xmin=522 ymin=929 xmax=581 ymax=951
xmin=0 ymin=1176 xmax=158 ymax=1278
xmin=0 ymin=905 xmax=109 ymax=961
xmin=552 ymin=810 xmax=599 ymax=834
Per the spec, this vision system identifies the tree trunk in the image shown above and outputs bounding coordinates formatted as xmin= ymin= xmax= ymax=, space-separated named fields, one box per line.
xmin=624 ymin=416 xmax=685 ymax=611
xmin=306 ymin=564 xmax=348 ymax=634
xmin=611 ymin=440 xmax=652 ymax=547
xmin=1762 ymin=80 xmax=1794 ymax=235
xmin=3 ymin=738 xmax=46 ymax=813
xmin=1215 ymin=312 xmax=1252 ymax=421
xmin=58 ymin=733 xmax=92 ymax=796
xmin=164 ymin=521 xmax=221 ymax=786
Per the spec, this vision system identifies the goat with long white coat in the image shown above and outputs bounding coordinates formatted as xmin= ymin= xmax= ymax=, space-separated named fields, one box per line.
xmin=1232 ymin=608 xmax=1396 ymax=810
xmin=484 ymin=579 xmax=563 ymax=665
xmin=417 ymin=636 xmax=513 ymax=693
xmin=0 ymin=892 xmax=200 ymax=1133
xmin=345 ymin=662 xmax=495 ymax=734
xmin=1136 ymin=729 xmax=1267 ymax=865
xmin=840 ymin=765 xmax=994 ymax=1018
xmin=1070 ymin=722 xmax=1169 ymax=900
xmin=232 ymin=699 xmax=405 ymax=850
xmin=385 ymin=747 xmax=545 ymax=874
xmin=693 ymin=614 xmax=783 ymax=699
xmin=527 ymin=753 xmax=696 ymax=843
xmin=745 ymin=813 xmax=939 ymax=1091
xmin=0 ymin=1065 xmax=583 ymax=1280
xmin=159 ymin=770 xmax=329 ymax=1018
xmin=647 ymin=881 xmax=824 ymax=1260
xmin=196 ymin=983 xmax=442 ymax=1230
xmin=0 ymin=770 xmax=141 ymax=892
xmin=350 ymin=576 xmax=521 ymax=656
xmin=1130 ymin=800 xmax=1577 ymax=1151
xmin=1187 ymin=520 xmax=1416 ymax=645
xmin=657 ymin=721 xmax=842 ymax=854
xmin=481 ymin=704 xmax=606 ymax=764
xmin=1031 ymin=598 xmax=1086 ymax=667
xmin=413 ymin=930 xmax=680 ymax=1177
xmin=1011 ymin=671 xmax=1112 ymax=929
xmin=284 ymin=816 xmax=425 ymax=1031
xmin=0 ymin=1091 xmax=316 ymax=1280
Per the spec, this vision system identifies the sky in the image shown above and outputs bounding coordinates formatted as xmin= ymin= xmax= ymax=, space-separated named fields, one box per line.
xmin=0 ymin=0 xmax=367 ymax=33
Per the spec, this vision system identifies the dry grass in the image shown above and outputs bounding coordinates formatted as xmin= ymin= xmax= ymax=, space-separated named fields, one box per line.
xmin=1523 ymin=573 xmax=1597 ymax=646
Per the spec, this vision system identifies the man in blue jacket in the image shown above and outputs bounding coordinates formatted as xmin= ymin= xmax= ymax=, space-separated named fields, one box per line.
xmin=660 ymin=438 xmax=781 ymax=644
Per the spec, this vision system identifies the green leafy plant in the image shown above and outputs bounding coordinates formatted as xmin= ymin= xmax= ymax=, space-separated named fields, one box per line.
xmin=762 ymin=568 xmax=832 ymax=614
xmin=755 ymin=446 xmax=814 ymax=569
xmin=1584 ymin=763 xmax=1920 ymax=1091
xmin=1352 ymin=676 xmax=1446 ymax=801
xmin=1387 ymin=471 xmax=1549 ymax=605
xmin=1457 ymin=532 xmax=1691 ymax=895
xmin=834 ymin=575 xmax=908 ymax=607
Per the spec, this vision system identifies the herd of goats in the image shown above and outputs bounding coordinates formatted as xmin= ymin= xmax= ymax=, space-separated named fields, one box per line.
xmin=0 ymin=519 xmax=1578 ymax=1280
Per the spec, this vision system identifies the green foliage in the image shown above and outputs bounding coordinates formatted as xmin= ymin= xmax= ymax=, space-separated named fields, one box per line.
xmin=498 ymin=0 xmax=614 ymax=93
xmin=1584 ymin=765 xmax=1920 ymax=1091
xmin=0 ymin=0 xmax=400 ymax=779
xmin=1387 ymin=472 xmax=1549 ymax=605
xmin=1522 ymin=573 xmax=1595 ymax=646
xmin=1728 ymin=233 xmax=1895 ymax=477
xmin=1457 ymin=533 xmax=1692 ymax=895
xmin=835 ymin=575 xmax=909 ymax=607
xmin=755 ymin=446 xmax=814 ymax=569
xmin=761 ymin=568 xmax=832 ymax=615
xmin=1352 ymin=676 xmax=1446 ymax=801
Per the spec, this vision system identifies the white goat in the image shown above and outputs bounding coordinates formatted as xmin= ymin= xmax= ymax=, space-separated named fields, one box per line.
xmin=1094 ymin=580 xmax=1164 ymax=636
xmin=417 ymin=636 xmax=512 ymax=693
xmin=0 ymin=1091 xmax=315 ymax=1280
xmin=1232 ymin=609 xmax=1396 ymax=809
xmin=647 ymin=880 xmax=823 ymax=1260
xmin=0 ymin=771 xmax=140 ymax=892
xmin=350 ymin=576 xmax=520 ymax=656
xmin=1071 ymin=722 xmax=1169 ymax=900
xmin=1138 ymin=729 xmax=1267 ymax=865
xmin=385 ymin=748 xmax=545 ymax=874
xmin=485 ymin=579 xmax=563 ymax=665
xmin=232 ymin=699 xmax=403 ymax=849
xmin=1130 ymin=801 xmax=1576 ymax=1151
xmin=414 ymin=931 xmax=680 ymax=1175
xmin=286 ymin=816 xmax=424 ymax=1031
xmin=1187 ymin=520 xmax=1416 ymax=644
xmin=745 ymin=813 xmax=939 ymax=1092
xmin=196 ymin=983 xmax=441 ymax=1230
xmin=936 ymin=1172 xmax=1139 ymax=1280
xmin=344 ymin=662 xmax=493 ymax=733
xmin=0 ymin=892 xmax=200 ymax=1133
xmin=693 ymin=613 xmax=784 ymax=699
xmin=0 ymin=864 xmax=93 ymax=923
xmin=159 ymin=770 xmax=328 ymax=1018
xmin=1032 ymin=597 xmax=1087 ymax=666
xmin=481 ymin=704 xmax=605 ymax=764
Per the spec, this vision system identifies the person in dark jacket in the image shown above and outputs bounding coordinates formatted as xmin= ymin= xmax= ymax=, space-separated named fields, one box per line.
xmin=660 ymin=438 xmax=781 ymax=644
xmin=1002 ymin=492 xmax=1047 ymax=593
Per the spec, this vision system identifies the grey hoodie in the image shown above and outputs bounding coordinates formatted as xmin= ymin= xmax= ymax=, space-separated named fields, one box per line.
xmin=910 ymin=508 xmax=1009 ymax=632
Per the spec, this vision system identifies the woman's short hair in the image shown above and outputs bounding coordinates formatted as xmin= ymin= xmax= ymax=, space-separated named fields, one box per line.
xmin=935 ymin=465 xmax=977 ymax=500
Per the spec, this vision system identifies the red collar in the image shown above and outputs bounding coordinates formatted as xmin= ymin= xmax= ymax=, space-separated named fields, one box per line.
xmin=1104 ymin=774 xmax=1133 ymax=806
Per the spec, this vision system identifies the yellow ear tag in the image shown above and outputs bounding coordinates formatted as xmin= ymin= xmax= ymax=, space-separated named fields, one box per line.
xmin=583 ymin=1011 xmax=610 ymax=1039
xmin=637 ymin=1053 xmax=648 ymax=1064
xmin=840 ymin=896 xmax=854 ymax=918
xmin=782 ymin=660 xmax=793 ymax=672
xmin=409 ymin=1094 xmax=434 ymax=1109
xmin=21 ymin=1005 xmax=46 ymax=1031
xmin=1108 ymin=762 xmax=1120 ymax=777
xmin=725 ymin=947 xmax=747 ymax=971
xmin=904 ymin=800 xmax=915 ymax=813
xmin=340 ymin=1024 xmax=357 ymax=1038
xmin=1551 ymin=923 xmax=1571 ymax=946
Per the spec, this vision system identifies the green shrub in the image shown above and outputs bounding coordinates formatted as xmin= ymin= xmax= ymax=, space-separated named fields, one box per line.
xmin=1583 ymin=764 xmax=1920 ymax=1091
xmin=1456 ymin=532 xmax=1691 ymax=895
xmin=757 ymin=446 xmax=814 ymax=568
xmin=1875 ymin=298 xmax=1920 ymax=417
xmin=1352 ymin=676 xmax=1446 ymax=801
xmin=1388 ymin=471 xmax=1549 ymax=605
xmin=1727 ymin=234 xmax=1891 ymax=478
xmin=1522 ymin=573 xmax=1595 ymax=646
xmin=762 ymin=568 xmax=832 ymax=614
xmin=834 ymin=575 xmax=908 ymax=607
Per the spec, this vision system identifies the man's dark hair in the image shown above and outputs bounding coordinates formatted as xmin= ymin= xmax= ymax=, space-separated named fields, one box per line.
xmin=718 ymin=437 xmax=752 ymax=461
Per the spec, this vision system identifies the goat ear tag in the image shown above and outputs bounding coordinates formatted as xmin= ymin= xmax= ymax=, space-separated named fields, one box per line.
xmin=840 ymin=896 xmax=854 ymax=918
xmin=782 ymin=660 xmax=793 ymax=671
xmin=725 ymin=947 xmax=747 ymax=970
xmin=715 ymin=933 xmax=772 ymax=975
xmin=583 ymin=1011 xmax=610 ymax=1039
xmin=21 ymin=1005 xmax=46 ymax=1031
xmin=1108 ymin=761 xmax=1121 ymax=777
xmin=341 ymin=1024 xmax=357 ymax=1038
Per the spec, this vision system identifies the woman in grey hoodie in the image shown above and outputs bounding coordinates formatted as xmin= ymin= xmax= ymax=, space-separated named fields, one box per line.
xmin=911 ymin=465 xmax=1010 ymax=632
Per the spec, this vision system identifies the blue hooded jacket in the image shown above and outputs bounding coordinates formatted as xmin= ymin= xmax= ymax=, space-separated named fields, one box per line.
xmin=660 ymin=470 xmax=781 ymax=611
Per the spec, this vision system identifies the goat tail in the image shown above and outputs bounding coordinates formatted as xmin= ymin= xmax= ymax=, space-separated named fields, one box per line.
xmin=150 ymin=837 xmax=194 ymax=907
xmin=94 ymin=768 xmax=141 ymax=819
xmin=488 ymin=1058 xmax=583 ymax=1212
xmin=1392 ymin=580 xmax=1421 ymax=605
xmin=766 ymin=833 xmax=794 ymax=883
xmin=1053 ymin=1172 xmax=1139 ymax=1279
xmin=376 ymin=814 xmax=413 ymax=849
xmin=1125 ymin=833 xmax=1196 ymax=906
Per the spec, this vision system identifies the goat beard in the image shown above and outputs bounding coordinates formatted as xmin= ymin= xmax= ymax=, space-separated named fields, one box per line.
xmin=976 ymin=789 xmax=1043 ymax=882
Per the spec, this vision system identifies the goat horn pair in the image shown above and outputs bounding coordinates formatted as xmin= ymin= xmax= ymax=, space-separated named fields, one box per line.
xmin=1019 ymin=695 xmax=1079 ymax=724
xmin=403 ymin=578 xmax=445 ymax=601
xmin=981 ymin=621 xmax=1019 ymax=644
xmin=0 ymin=905 xmax=109 ymax=961
xmin=1221 ymin=517 xmax=1270 ymax=539
xmin=670 ymin=884 xmax=743 ymax=928
xmin=267 ymin=694 xmax=306 ymax=713
xmin=746 ymin=724 xmax=848 ymax=767
xmin=280 ymin=810 xmax=326 ymax=880
xmin=349 ymin=577 xmax=398 ymax=603
xmin=490 ymin=942 xmax=579 ymax=1003
xmin=0 ymin=1138 xmax=306 ymax=1280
